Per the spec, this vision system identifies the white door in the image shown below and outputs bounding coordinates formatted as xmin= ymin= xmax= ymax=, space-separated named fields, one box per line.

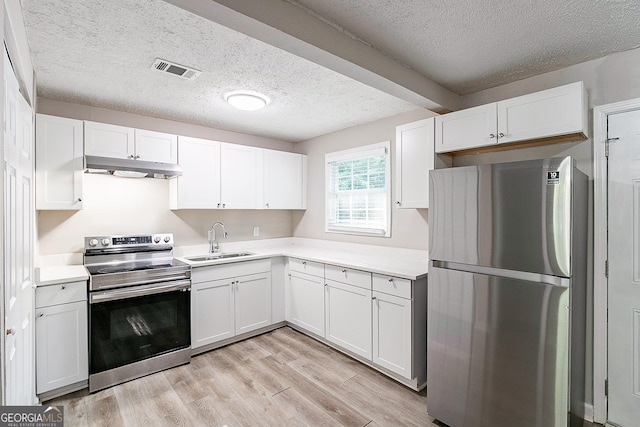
xmin=607 ymin=108 xmax=640 ymax=426
xmin=325 ymin=279 xmax=372 ymax=360
xmin=434 ymin=103 xmax=497 ymax=153
xmin=4 ymin=50 xmax=36 ymax=405
xmin=262 ymin=150 xmax=304 ymax=209
xmin=372 ymin=291 xmax=412 ymax=379
xmin=134 ymin=129 xmax=177 ymax=163
xmin=220 ymin=143 xmax=260 ymax=209
xmin=395 ymin=118 xmax=434 ymax=208
xmin=289 ymin=271 xmax=325 ymax=336
xmin=171 ymin=136 xmax=221 ymax=209
xmin=235 ymin=272 xmax=271 ymax=335
xmin=84 ymin=121 xmax=135 ymax=159
xmin=191 ymin=279 xmax=234 ymax=348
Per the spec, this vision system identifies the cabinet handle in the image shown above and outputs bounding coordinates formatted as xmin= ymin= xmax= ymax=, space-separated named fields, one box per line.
xmin=217 ymin=203 xmax=220 ymax=208
xmin=222 ymin=204 xmax=226 ymax=208
xmin=324 ymin=283 xmax=328 ymax=287
xmin=38 ymin=313 xmax=44 ymax=318
xmin=396 ymin=201 xmax=401 ymax=206
xmin=265 ymin=203 xmax=270 ymax=208
xmin=388 ymin=278 xmax=393 ymax=283
xmin=372 ymin=296 xmax=377 ymax=300
xmin=128 ymin=155 xmax=135 ymax=159
xmin=77 ymin=198 xmax=82 ymax=203
xmin=498 ymin=132 xmax=505 ymax=138
xmin=489 ymin=133 xmax=496 ymax=139
xmin=341 ymin=269 xmax=347 ymax=273
xmin=302 ymin=261 xmax=306 ymax=266
xmin=61 ymin=285 xmax=66 ymax=290
xmin=6 ymin=327 xmax=15 ymax=335
xmin=135 ymin=155 xmax=140 ymax=159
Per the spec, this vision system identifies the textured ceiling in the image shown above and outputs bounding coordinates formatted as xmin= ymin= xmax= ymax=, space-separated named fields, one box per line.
xmin=19 ymin=0 xmax=640 ymax=142
xmin=293 ymin=0 xmax=640 ymax=95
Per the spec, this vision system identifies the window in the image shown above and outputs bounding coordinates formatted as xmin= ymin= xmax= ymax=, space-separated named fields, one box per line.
xmin=325 ymin=141 xmax=391 ymax=236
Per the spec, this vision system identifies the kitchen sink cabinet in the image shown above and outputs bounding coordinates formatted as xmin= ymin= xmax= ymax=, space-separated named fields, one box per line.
xmin=395 ymin=117 xmax=435 ymax=209
xmin=287 ymin=259 xmax=325 ymax=337
xmin=84 ymin=121 xmax=177 ymax=163
xmin=35 ymin=280 xmax=88 ymax=397
xmin=435 ymin=81 xmax=588 ymax=154
xmin=262 ymin=149 xmax=307 ymax=209
xmin=191 ymin=259 xmax=272 ymax=352
xmin=35 ymin=114 xmax=84 ymax=210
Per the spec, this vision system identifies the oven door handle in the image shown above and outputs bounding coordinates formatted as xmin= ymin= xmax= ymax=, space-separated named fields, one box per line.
xmin=89 ymin=280 xmax=191 ymax=304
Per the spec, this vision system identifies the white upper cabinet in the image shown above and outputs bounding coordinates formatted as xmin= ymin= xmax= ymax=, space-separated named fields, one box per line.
xmin=496 ymin=82 xmax=587 ymax=145
xmin=170 ymin=136 xmax=221 ymax=209
xmin=435 ymin=81 xmax=588 ymax=153
xmin=262 ymin=149 xmax=307 ymax=210
xmin=85 ymin=121 xmax=177 ymax=163
xmin=395 ymin=118 xmax=435 ymax=209
xmin=36 ymin=114 xmax=84 ymax=210
xmin=134 ymin=129 xmax=178 ymax=163
xmin=84 ymin=121 xmax=135 ymax=159
xmin=220 ymin=143 xmax=261 ymax=209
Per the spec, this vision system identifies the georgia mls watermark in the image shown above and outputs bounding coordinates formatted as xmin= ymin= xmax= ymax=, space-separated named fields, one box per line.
xmin=0 ymin=405 xmax=63 ymax=427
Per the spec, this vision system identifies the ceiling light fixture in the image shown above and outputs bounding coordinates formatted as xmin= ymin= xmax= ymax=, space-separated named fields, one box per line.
xmin=224 ymin=90 xmax=270 ymax=111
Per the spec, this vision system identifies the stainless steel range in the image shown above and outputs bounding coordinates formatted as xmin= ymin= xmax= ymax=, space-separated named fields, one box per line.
xmin=84 ymin=233 xmax=191 ymax=392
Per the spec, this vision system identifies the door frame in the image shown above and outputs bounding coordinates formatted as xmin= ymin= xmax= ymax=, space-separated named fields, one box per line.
xmin=593 ymin=97 xmax=640 ymax=424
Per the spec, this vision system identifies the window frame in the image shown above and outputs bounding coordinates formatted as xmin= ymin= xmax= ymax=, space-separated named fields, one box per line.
xmin=324 ymin=141 xmax=391 ymax=237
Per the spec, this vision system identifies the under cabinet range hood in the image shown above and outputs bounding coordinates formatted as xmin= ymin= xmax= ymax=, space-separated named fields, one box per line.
xmin=84 ymin=155 xmax=182 ymax=179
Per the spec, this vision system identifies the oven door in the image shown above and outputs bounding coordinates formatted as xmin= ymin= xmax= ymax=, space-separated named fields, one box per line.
xmin=89 ymin=279 xmax=191 ymax=375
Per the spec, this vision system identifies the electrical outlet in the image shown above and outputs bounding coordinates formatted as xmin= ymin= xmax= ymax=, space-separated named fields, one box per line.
xmin=253 ymin=226 xmax=260 ymax=237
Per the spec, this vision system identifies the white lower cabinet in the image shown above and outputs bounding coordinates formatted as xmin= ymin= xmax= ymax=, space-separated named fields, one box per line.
xmin=191 ymin=260 xmax=271 ymax=351
xmin=35 ymin=281 xmax=88 ymax=395
xmin=372 ymin=290 xmax=412 ymax=378
xmin=325 ymin=279 xmax=372 ymax=360
xmin=289 ymin=271 xmax=325 ymax=336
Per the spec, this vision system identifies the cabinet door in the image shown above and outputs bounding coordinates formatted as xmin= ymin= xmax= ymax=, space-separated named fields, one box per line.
xmin=263 ymin=149 xmax=306 ymax=209
xmin=191 ymin=278 xmax=234 ymax=348
xmin=35 ymin=301 xmax=88 ymax=394
xmin=235 ymin=272 xmax=271 ymax=335
xmin=497 ymin=81 xmax=587 ymax=144
xmin=372 ymin=291 xmax=412 ymax=379
xmin=170 ymin=136 xmax=221 ymax=209
xmin=134 ymin=129 xmax=178 ymax=163
xmin=289 ymin=271 xmax=325 ymax=336
xmin=435 ymin=104 xmax=497 ymax=153
xmin=35 ymin=114 xmax=84 ymax=210
xmin=220 ymin=143 xmax=260 ymax=209
xmin=395 ymin=118 xmax=434 ymax=209
xmin=84 ymin=121 xmax=134 ymax=159
xmin=325 ymin=279 xmax=372 ymax=360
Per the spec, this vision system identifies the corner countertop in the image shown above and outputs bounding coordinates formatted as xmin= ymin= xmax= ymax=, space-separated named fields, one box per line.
xmin=36 ymin=265 xmax=88 ymax=287
xmin=176 ymin=238 xmax=429 ymax=281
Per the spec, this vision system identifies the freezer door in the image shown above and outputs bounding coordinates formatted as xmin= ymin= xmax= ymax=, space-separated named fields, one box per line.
xmin=427 ymin=266 xmax=571 ymax=427
xmin=429 ymin=156 xmax=573 ymax=277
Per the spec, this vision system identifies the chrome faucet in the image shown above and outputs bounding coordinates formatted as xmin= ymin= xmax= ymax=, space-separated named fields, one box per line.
xmin=209 ymin=222 xmax=228 ymax=253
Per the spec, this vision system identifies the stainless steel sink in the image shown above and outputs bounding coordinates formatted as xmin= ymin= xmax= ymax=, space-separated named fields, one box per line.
xmin=186 ymin=252 xmax=254 ymax=262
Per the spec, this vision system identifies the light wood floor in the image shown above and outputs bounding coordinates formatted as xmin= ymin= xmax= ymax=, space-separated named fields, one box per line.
xmin=47 ymin=327 xmax=436 ymax=426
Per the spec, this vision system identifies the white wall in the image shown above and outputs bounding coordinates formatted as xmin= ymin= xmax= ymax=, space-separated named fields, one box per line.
xmin=292 ymin=108 xmax=437 ymax=250
xmin=36 ymin=99 xmax=295 ymax=256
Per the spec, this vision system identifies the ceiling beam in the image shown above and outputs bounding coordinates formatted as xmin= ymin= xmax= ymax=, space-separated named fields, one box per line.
xmin=162 ymin=0 xmax=461 ymax=113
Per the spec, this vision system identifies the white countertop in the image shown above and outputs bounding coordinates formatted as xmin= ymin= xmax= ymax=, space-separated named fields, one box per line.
xmin=36 ymin=265 xmax=88 ymax=287
xmin=36 ymin=238 xmax=429 ymax=283
xmin=176 ymin=238 xmax=429 ymax=280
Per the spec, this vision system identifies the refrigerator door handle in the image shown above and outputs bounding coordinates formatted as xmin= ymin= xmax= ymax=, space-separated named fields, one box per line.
xmin=430 ymin=260 xmax=570 ymax=287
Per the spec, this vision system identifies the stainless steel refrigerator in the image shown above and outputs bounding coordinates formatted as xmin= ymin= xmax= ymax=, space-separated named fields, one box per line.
xmin=427 ymin=156 xmax=587 ymax=427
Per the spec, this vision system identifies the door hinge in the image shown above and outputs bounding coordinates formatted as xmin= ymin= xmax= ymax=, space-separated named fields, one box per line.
xmin=605 ymin=378 xmax=609 ymax=396
xmin=605 ymin=137 xmax=620 ymax=157
xmin=605 ymin=260 xmax=609 ymax=278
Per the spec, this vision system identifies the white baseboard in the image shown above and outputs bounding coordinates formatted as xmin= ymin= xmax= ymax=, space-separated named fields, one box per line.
xmin=583 ymin=403 xmax=594 ymax=422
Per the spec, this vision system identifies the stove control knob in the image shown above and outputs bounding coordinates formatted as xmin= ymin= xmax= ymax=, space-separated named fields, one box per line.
xmin=154 ymin=236 xmax=161 ymax=243
xmin=164 ymin=235 xmax=171 ymax=243
xmin=101 ymin=238 xmax=110 ymax=246
xmin=89 ymin=239 xmax=98 ymax=247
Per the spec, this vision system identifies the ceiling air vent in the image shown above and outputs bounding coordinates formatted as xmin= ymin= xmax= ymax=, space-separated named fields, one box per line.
xmin=152 ymin=58 xmax=201 ymax=80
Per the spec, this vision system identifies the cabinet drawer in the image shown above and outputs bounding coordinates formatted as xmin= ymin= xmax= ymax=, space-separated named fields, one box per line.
xmin=36 ymin=281 xmax=87 ymax=308
xmin=192 ymin=259 xmax=271 ymax=283
xmin=325 ymin=264 xmax=371 ymax=289
xmin=373 ymin=274 xmax=411 ymax=299
xmin=289 ymin=258 xmax=324 ymax=277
